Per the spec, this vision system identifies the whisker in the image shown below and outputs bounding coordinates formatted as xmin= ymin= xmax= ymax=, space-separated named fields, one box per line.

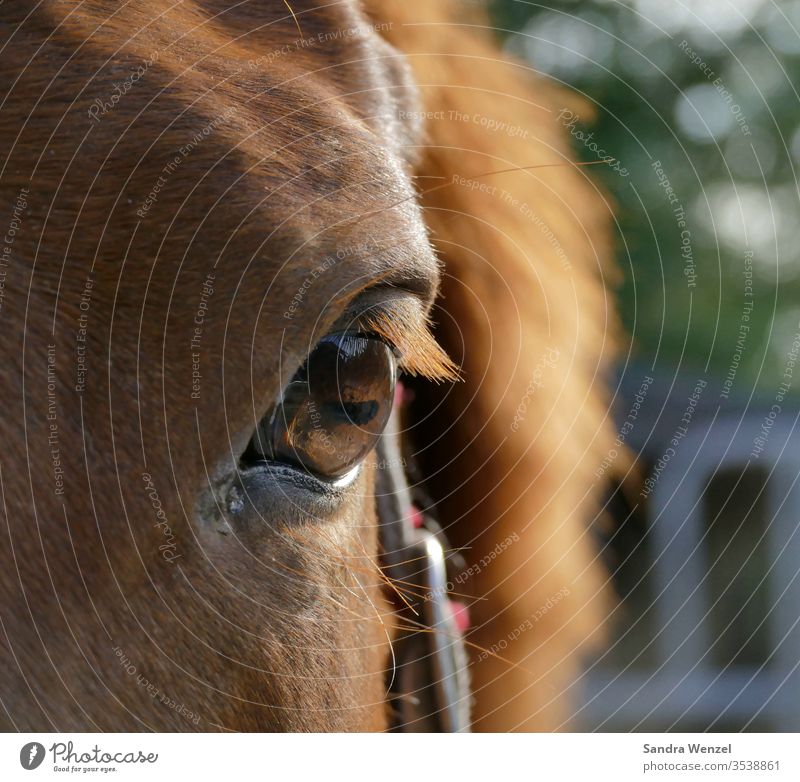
xmin=350 ymin=569 xmax=399 ymax=698
xmin=281 ymin=0 xmax=303 ymax=39
xmin=347 ymin=158 xmax=615 ymax=227
xmin=353 ymin=533 xmax=420 ymax=616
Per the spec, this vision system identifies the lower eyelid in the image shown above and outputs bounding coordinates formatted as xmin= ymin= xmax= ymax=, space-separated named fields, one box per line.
xmin=229 ymin=460 xmax=360 ymax=526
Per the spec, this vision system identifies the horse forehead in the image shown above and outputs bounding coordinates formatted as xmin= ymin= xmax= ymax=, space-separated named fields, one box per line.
xmin=32 ymin=0 xmax=417 ymax=184
xmin=25 ymin=1 xmax=428 ymax=294
xmin=57 ymin=0 xmax=415 ymax=141
xmin=153 ymin=14 xmax=428 ymax=297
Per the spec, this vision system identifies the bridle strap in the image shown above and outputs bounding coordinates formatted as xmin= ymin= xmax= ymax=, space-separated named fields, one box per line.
xmin=376 ymin=404 xmax=471 ymax=732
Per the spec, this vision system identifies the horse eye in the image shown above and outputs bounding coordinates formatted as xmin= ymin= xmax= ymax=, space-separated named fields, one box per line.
xmin=244 ymin=334 xmax=397 ymax=480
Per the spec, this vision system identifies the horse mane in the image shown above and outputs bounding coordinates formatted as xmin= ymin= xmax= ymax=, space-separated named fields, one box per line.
xmin=365 ymin=0 xmax=621 ymax=730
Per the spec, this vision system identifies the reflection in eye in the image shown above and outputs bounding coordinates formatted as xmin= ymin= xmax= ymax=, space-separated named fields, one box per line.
xmin=244 ymin=334 xmax=397 ymax=480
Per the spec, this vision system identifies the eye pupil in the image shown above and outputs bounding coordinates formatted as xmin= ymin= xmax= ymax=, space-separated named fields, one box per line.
xmin=244 ymin=334 xmax=396 ymax=480
xmin=330 ymin=399 xmax=379 ymax=426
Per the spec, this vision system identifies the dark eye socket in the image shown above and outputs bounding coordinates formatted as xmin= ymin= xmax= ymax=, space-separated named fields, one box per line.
xmin=242 ymin=333 xmax=397 ymax=480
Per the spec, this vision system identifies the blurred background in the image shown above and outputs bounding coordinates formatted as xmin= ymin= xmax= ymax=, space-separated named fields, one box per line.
xmin=488 ymin=0 xmax=800 ymax=731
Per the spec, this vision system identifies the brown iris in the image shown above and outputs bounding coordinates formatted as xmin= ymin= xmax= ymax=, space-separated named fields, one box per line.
xmin=245 ymin=334 xmax=397 ymax=480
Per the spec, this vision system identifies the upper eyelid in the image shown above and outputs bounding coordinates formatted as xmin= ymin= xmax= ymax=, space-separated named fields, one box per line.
xmin=338 ymin=290 xmax=458 ymax=383
xmin=339 ymin=284 xmax=420 ymax=319
xmin=326 ymin=328 xmax=402 ymax=359
xmin=328 ymin=286 xmax=409 ymax=340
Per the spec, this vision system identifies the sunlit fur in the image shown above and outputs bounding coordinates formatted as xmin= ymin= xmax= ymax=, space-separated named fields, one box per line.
xmin=367 ymin=0 xmax=621 ymax=730
xmin=0 ymin=0 xmax=619 ymax=731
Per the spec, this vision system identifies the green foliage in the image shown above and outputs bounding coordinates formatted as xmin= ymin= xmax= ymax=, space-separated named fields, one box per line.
xmin=489 ymin=0 xmax=800 ymax=392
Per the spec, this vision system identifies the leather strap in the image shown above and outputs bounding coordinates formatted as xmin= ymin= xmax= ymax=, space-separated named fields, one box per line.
xmin=376 ymin=403 xmax=471 ymax=732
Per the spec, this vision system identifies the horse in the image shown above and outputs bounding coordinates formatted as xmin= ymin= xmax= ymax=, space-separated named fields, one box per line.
xmin=0 ymin=0 xmax=617 ymax=731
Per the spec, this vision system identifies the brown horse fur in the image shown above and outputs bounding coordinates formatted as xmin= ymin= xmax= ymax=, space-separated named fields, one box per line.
xmin=0 ymin=0 xmax=618 ymax=731
xmin=367 ymin=0 xmax=620 ymax=730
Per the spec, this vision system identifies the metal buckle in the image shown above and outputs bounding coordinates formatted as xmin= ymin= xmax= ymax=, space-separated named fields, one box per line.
xmin=409 ymin=527 xmax=471 ymax=732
